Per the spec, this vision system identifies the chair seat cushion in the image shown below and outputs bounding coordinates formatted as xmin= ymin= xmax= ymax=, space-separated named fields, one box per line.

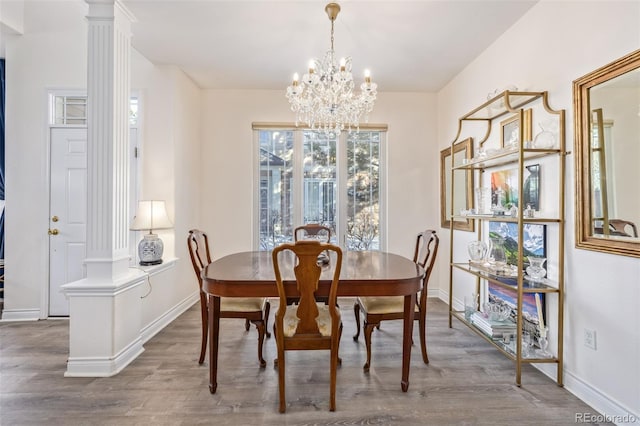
xmin=220 ymin=297 xmax=266 ymax=312
xmin=283 ymin=303 xmax=332 ymax=337
xmin=358 ymin=296 xmax=420 ymax=315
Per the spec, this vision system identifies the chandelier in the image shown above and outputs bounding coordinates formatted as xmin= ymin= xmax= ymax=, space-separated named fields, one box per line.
xmin=286 ymin=3 xmax=377 ymax=134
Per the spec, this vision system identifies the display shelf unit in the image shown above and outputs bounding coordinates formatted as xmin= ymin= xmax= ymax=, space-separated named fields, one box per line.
xmin=447 ymin=90 xmax=565 ymax=386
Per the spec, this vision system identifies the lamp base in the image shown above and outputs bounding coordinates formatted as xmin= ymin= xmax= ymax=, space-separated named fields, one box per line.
xmin=138 ymin=233 xmax=164 ymax=266
xmin=139 ymin=259 xmax=163 ymax=266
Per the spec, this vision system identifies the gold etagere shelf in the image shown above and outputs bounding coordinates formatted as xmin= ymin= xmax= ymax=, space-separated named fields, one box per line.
xmin=447 ymin=90 xmax=565 ymax=387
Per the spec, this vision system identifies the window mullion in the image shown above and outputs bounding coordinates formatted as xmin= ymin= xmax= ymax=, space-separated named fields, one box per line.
xmin=337 ymin=132 xmax=347 ymax=249
xmin=293 ymin=130 xmax=304 ymax=229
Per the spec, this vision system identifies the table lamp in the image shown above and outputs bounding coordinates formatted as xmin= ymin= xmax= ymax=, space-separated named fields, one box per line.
xmin=130 ymin=200 xmax=173 ymax=265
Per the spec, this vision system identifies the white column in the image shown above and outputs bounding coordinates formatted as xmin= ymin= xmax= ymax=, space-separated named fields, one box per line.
xmin=62 ymin=0 xmax=147 ymax=377
xmin=85 ymin=0 xmax=133 ymax=280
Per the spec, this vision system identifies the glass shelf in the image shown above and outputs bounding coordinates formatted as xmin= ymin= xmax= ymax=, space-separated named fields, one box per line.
xmin=452 ymin=215 xmax=561 ymax=223
xmin=453 ymin=147 xmax=561 ymax=171
xmin=451 ymin=311 xmax=558 ymax=364
xmin=452 ymin=262 xmax=559 ymax=293
xmin=462 ymin=91 xmax=545 ymax=121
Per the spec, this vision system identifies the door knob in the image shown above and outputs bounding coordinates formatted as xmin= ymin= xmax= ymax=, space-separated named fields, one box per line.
xmin=48 ymin=228 xmax=59 ymax=235
xmin=51 ymin=215 xmax=59 ymax=222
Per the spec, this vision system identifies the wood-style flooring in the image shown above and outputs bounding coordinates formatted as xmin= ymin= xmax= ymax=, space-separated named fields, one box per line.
xmin=0 ymin=298 xmax=606 ymax=425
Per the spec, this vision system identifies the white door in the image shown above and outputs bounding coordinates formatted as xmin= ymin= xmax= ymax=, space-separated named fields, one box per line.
xmin=49 ymin=128 xmax=87 ymax=316
xmin=49 ymin=127 xmax=139 ymax=316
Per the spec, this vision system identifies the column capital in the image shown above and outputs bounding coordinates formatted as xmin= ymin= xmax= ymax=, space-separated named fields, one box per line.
xmin=86 ymin=0 xmax=136 ymax=24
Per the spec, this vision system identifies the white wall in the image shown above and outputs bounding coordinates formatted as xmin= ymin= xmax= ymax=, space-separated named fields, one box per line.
xmin=3 ymin=2 xmax=197 ymax=330
xmin=4 ymin=2 xmax=87 ymax=318
xmin=131 ymin=52 xmax=202 ymax=329
xmin=437 ymin=1 xmax=640 ymax=419
xmin=200 ymin=90 xmax=437 ymax=261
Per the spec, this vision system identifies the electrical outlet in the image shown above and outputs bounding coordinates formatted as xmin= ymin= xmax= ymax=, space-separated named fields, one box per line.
xmin=584 ymin=328 xmax=597 ymax=350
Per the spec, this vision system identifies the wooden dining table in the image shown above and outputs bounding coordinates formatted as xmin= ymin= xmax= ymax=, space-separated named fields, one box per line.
xmin=201 ymin=250 xmax=425 ymax=394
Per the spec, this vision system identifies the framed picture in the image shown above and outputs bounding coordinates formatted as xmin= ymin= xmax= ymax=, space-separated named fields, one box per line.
xmin=440 ymin=138 xmax=474 ymax=231
xmin=487 ymin=282 xmax=546 ymax=343
xmin=490 ymin=164 xmax=540 ymax=210
xmin=488 ymin=221 xmax=546 ymax=267
xmin=500 ymin=109 xmax=532 ymax=148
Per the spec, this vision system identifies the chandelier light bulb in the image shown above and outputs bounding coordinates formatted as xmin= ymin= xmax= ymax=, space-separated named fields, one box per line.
xmin=292 ymin=73 xmax=299 ymax=85
xmin=285 ymin=2 xmax=377 ymax=134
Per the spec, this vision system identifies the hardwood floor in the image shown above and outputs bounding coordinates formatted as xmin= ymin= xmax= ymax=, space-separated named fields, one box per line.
xmin=0 ymin=298 xmax=606 ymax=425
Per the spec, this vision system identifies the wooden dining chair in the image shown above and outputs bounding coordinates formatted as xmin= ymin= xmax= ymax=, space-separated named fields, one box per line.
xmin=187 ymin=229 xmax=270 ymax=366
xmin=352 ymin=229 xmax=439 ymax=370
xmin=608 ymin=219 xmax=638 ymax=237
xmin=272 ymin=240 xmax=343 ymax=413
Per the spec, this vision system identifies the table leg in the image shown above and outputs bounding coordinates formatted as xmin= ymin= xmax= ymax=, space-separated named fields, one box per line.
xmin=401 ymin=293 xmax=416 ymax=392
xmin=208 ymin=294 xmax=221 ymax=394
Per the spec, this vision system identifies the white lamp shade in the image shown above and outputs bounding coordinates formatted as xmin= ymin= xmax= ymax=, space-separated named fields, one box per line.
xmin=131 ymin=200 xmax=173 ymax=231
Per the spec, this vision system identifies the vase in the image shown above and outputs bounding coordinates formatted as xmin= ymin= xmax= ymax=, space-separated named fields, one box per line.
xmin=488 ymin=235 xmax=507 ymax=271
xmin=467 ymin=241 xmax=488 ymax=262
xmin=537 ymin=326 xmax=552 ymax=358
xmin=475 ymin=187 xmax=491 ymax=214
xmin=526 ymin=256 xmax=547 ymax=281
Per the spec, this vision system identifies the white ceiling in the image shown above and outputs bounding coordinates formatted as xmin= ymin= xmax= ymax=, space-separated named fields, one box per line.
xmin=0 ymin=1 xmax=536 ymax=92
xmin=122 ymin=0 xmax=538 ymax=92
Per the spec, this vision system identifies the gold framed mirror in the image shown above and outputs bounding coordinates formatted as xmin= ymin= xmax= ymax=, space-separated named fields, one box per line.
xmin=440 ymin=137 xmax=474 ymax=232
xmin=573 ymin=49 xmax=640 ymax=257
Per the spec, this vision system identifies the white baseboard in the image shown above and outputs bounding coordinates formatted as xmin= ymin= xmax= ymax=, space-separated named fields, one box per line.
xmin=436 ymin=291 xmax=639 ymax=425
xmin=426 ymin=287 xmax=441 ymax=298
xmin=64 ymin=337 xmax=145 ymax=377
xmin=140 ymin=292 xmax=199 ymax=343
xmin=534 ymin=363 xmax=639 ymax=425
xmin=0 ymin=308 xmax=40 ymax=322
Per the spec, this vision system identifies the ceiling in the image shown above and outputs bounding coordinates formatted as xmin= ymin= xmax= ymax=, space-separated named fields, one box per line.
xmin=121 ymin=0 xmax=537 ymax=92
xmin=0 ymin=1 xmax=536 ymax=92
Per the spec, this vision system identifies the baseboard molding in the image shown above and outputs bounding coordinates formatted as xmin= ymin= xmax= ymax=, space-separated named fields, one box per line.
xmin=426 ymin=287 xmax=441 ymax=298
xmin=64 ymin=336 xmax=145 ymax=377
xmin=140 ymin=292 xmax=199 ymax=343
xmin=436 ymin=292 xmax=638 ymax=425
xmin=64 ymin=292 xmax=197 ymax=377
xmin=534 ymin=363 xmax=639 ymax=425
xmin=0 ymin=308 xmax=40 ymax=322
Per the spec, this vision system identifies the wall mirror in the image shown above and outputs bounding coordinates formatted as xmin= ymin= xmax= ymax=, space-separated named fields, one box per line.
xmin=573 ymin=49 xmax=640 ymax=257
xmin=440 ymin=137 xmax=474 ymax=231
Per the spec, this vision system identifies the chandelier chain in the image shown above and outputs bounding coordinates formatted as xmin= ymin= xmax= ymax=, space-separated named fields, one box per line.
xmin=330 ymin=19 xmax=334 ymax=52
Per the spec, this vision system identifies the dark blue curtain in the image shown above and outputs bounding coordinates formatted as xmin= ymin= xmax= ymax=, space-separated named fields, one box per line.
xmin=1 ymin=58 xmax=5 ymax=288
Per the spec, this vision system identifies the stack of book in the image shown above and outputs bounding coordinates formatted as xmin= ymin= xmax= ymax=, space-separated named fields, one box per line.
xmin=470 ymin=312 xmax=516 ymax=338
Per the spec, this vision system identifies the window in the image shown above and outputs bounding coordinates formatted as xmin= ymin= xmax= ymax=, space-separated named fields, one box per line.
xmin=52 ymin=95 xmax=87 ymax=125
xmin=50 ymin=94 xmax=139 ymax=127
xmin=591 ymin=120 xmax=615 ymax=223
xmin=255 ymin=126 xmax=386 ymax=251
